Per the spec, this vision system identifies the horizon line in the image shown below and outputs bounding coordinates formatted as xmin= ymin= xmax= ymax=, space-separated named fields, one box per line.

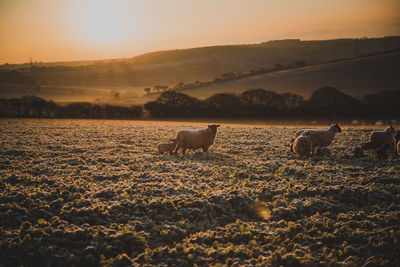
xmin=1 ymin=34 xmax=399 ymax=66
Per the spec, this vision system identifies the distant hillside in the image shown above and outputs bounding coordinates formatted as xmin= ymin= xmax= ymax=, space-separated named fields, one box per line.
xmin=1 ymin=36 xmax=399 ymax=104
xmin=128 ymin=36 xmax=400 ymax=70
xmin=181 ymin=50 xmax=400 ymax=99
xmin=1 ymin=36 xmax=400 ymax=85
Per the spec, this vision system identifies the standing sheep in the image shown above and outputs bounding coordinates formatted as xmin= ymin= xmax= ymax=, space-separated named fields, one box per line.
xmin=158 ymin=139 xmax=178 ymax=155
xmin=292 ymin=124 xmax=342 ymax=153
xmin=293 ymin=132 xmax=312 ymax=159
xmin=174 ymin=124 xmax=220 ymax=154
xmin=361 ymin=126 xmax=396 ymax=156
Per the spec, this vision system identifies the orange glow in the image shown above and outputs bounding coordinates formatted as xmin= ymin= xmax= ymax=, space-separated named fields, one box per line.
xmin=0 ymin=0 xmax=399 ymax=64
xmin=68 ymin=0 xmax=135 ymax=46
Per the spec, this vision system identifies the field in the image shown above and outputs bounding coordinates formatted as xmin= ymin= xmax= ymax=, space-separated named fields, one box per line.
xmin=1 ymin=119 xmax=399 ymax=266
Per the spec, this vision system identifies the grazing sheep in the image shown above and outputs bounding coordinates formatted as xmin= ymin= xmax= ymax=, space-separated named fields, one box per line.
xmin=158 ymin=139 xmax=177 ymax=155
xmin=293 ymin=132 xmax=312 ymax=159
xmin=293 ymin=124 xmax=342 ymax=152
xmin=174 ymin=124 xmax=220 ymax=154
xmin=361 ymin=126 xmax=396 ymax=151
xmin=360 ymin=126 xmax=396 ymax=160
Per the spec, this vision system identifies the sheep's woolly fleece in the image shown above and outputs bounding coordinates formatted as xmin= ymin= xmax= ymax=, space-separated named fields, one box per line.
xmin=362 ymin=126 xmax=396 ymax=150
xmin=295 ymin=124 xmax=341 ymax=148
xmin=0 ymin=119 xmax=399 ymax=266
xmin=158 ymin=139 xmax=177 ymax=155
xmin=293 ymin=134 xmax=312 ymax=158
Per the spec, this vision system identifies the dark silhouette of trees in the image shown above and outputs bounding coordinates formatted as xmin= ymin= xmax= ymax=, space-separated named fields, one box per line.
xmin=143 ymin=87 xmax=399 ymax=120
xmin=281 ymin=93 xmax=305 ymax=109
xmin=363 ymin=89 xmax=400 ymax=118
xmin=0 ymin=96 xmax=142 ymax=119
xmin=2 ymin=87 xmax=399 ymax=120
xmin=306 ymin=87 xmax=363 ymax=118
xmin=144 ymin=91 xmax=203 ymax=117
xmin=241 ymin=89 xmax=286 ymax=117
xmin=205 ymin=93 xmax=243 ymax=117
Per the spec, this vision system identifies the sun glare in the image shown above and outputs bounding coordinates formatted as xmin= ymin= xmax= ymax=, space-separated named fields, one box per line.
xmin=71 ymin=0 xmax=133 ymax=46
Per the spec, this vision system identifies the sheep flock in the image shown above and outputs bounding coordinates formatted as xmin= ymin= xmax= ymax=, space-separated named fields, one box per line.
xmin=2 ymin=119 xmax=400 ymax=266
xmin=159 ymin=123 xmax=400 ymax=160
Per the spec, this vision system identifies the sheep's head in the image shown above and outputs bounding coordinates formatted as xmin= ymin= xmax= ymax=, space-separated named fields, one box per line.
xmin=300 ymin=131 xmax=311 ymax=137
xmin=208 ymin=124 xmax=220 ymax=130
xmin=208 ymin=124 xmax=220 ymax=136
xmin=385 ymin=126 xmax=395 ymax=136
xmin=330 ymin=124 xmax=342 ymax=133
xmin=170 ymin=138 xmax=178 ymax=145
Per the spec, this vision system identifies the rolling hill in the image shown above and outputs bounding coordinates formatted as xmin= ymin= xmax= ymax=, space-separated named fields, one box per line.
xmin=181 ymin=50 xmax=400 ymax=100
xmin=1 ymin=36 xmax=399 ymax=104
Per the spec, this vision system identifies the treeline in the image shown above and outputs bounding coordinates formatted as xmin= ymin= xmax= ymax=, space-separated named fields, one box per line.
xmin=144 ymin=87 xmax=400 ymax=119
xmin=0 ymin=96 xmax=142 ymax=119
xmin=1 ymin=87 xmax=399 ymax=120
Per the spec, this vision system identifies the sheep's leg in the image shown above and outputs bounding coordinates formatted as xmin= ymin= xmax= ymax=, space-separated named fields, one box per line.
xmin=312 ymin=146 xmax=317 ymax=156
xmin=289 ymin=138 xmax=294 ymax=152
xmin=202 ymin=145 xmax=209 ymax=152
xmin=175 ymin=140 xmax=185 ymax=154
xmin=182 ymin=148 xmax=186 ymax=154
xmin=361 ymin=142 xmax=376 ymax=150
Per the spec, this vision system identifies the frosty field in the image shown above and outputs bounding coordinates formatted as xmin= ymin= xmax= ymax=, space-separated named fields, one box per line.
xmin=1 ymin=119 xmax=399 ymax=266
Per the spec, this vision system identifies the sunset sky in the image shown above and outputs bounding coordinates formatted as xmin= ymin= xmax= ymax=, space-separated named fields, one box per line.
xmin=1 ymin=0 xmax=399 ymax=64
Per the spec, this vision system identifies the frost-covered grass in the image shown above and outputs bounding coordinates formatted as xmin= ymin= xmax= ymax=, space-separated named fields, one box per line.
xmin=1 ymin=119 xmax=399 ymax=266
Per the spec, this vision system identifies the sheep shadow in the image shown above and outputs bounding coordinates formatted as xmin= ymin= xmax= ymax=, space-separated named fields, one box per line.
xmin=174 ymin=151 xmax=237 ymax=164
xmin=287 ymin=144 xmax=399 ymax=165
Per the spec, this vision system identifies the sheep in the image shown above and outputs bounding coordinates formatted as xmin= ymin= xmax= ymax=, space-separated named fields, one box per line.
xmin=292 ymin=132 xmax=312 ymax=159
xmin=158 ymin=139 xmax=177 ymax=155
xmin=361 ymin=126 xmax=396 ymax=152
xmin=174 ymin=124 xmax=220 ymax=154
xmin=292 ymin=124 xmax=342 ymax=153
xmin=360 ymin=126 xmax=396 ymax=160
